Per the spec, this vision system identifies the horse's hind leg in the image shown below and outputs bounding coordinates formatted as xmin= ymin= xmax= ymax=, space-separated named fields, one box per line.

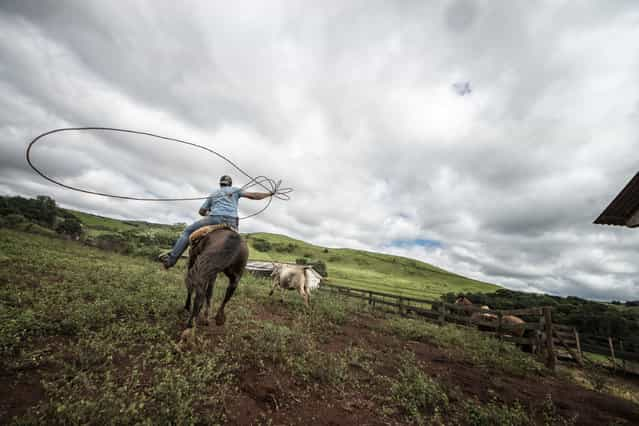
xmin=188 ymin=288 xmax=204 ymax=328
xmin=200 ymin=274 xmax=217 ymax=326
xmin=187 ymin=261 xmax=213 ymax=328
xmin=184 ymin=287 xmax=192 ymax=312
xmin=215 ymin=270 xmax=242 ymax=326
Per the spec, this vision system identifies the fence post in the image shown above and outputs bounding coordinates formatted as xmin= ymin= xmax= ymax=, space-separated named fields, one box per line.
xmin=497 ymin=312 xmax=503 ymax=342
xmin=543 ymin=307 xmax=555 ymax=372
xmin=574 ymin=328 xmax=583 ymax=366
xmin=439 ymin=303 xmax=446 ymax=326
xmin=368 ymin=291 xmax=373 ymax=305
xmin=608 ymin=337 xmax=617 ymax=372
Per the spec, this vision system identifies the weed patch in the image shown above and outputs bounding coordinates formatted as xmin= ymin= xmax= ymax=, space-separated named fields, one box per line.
xmin=385 ymin=317 xmax=543 ymax=376
xmin=388 ymin=354 xmax=449 ymax=425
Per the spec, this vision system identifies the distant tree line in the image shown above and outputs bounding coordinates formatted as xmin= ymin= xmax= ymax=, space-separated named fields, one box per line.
xmin=0 ymin=195 xmax=82 ymax=238
xmin=444 ymin=289 xmax=639 ymax=350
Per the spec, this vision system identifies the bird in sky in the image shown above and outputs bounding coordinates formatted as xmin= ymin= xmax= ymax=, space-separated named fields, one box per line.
xmin=452 ymin=81 xmax=472 ymax=96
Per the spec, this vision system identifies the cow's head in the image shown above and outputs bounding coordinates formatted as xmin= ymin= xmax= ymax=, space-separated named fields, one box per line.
xmin=270 ymin=263 xmax=281 ymax=278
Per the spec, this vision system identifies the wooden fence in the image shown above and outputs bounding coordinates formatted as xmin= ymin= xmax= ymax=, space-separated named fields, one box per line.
xmin=319 ymin=283 xmax=638 ymax=371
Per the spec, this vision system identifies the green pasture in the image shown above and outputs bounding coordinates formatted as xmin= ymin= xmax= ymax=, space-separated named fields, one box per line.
xmin=0 ymin=228 xmax=586 ymax=425
xmin=246 ymin=232 xmax=499 ymax=299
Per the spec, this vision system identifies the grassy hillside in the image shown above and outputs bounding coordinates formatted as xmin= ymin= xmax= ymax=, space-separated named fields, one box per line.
xmin=60 ymin=207 xmax=501 ymax=300
xmin=245 ymin=232 xmax=499 ymax=299
xmin=2 ymin=228 xmax=638 ymax=425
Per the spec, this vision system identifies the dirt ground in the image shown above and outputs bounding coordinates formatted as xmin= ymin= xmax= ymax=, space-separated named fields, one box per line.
xmin=2 ymin=302 xmax=638 ymax=426
xmin=222 ymin=304 xmax=639 ymax=425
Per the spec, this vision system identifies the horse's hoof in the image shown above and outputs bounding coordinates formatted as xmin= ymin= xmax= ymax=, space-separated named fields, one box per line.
xmin=215 ymin=314 xmax=225 ymax=326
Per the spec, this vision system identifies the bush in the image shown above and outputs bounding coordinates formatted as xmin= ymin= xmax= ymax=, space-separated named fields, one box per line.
xmin=390 ymin=355 xmax=449 ymax=424
xmin=24 ymin=223 xmax=58 ymax=237
xmin=295 ymin=258 xmax=308 ymax=265
xmin=463 ymin=399 xmax=531 ymax=426
xmin=56 ymin=217 xmax=83 ymax=238
xmin=93 ymin=233 xmax=131 ymax=254
xmin=274 ymin=243 xmax=296 ymax=253
xmin=311 ymin=260 xmax=328 ymax=277
xmin=252 ymin=238 xmax=272 ymax=252
xmin=4 ymin=213 xmax=26 ymax=227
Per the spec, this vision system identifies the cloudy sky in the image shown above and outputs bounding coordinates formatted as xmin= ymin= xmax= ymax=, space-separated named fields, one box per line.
xmin=2 ymin=0 xmax=638 ymax=301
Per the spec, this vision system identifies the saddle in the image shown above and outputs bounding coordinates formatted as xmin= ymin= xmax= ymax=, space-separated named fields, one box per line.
xmin=189 ymin=224 xmax=237 ymax=247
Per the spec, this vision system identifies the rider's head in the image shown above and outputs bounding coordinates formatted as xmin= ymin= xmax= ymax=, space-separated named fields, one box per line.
xmin=219 ymin=175 xmax=232 ymax=187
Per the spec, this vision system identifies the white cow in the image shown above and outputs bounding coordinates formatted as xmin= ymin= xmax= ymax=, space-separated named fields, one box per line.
xmin=269 ymin=264 xmax=322 ymax=307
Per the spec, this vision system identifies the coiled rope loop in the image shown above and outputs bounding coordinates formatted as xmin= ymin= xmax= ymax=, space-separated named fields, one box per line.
xmin=26 ymin=127 xmax=292 ymax=220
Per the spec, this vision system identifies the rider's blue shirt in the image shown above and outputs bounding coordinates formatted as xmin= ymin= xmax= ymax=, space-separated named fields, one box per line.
xmin=200 ymin=186 xmax=245 ymax=218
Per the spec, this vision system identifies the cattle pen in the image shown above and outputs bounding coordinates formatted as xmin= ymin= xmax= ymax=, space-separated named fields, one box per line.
xmin=317 ymin=283 xmax=639 ymax=372
xmin=245 ymin=261 xmax=639 ymax=372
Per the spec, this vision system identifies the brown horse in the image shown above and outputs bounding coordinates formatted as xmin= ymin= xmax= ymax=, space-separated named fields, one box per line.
xmin=183 ymin=229 xmax=248 ymax=328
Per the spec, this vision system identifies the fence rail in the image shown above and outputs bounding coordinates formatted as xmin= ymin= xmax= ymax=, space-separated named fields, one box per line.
xmin=318 ymin=282 xmax=638 ymax=370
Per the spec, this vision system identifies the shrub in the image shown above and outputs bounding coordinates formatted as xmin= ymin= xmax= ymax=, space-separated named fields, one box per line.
xmin=390 ymin=354 xmax=449 ymax=424
xmin=4 ymin=213 xmax=26 ymax=227
xmin=295 ymin=258 xmax=308 ymax=265
xmin=252 ymin=238 xmax=272 ymax=252
xmin=56 ymin=217 xmax=83 ymax=238
xmin=94 ymin=233 xmax=131 ymax=254
xmin=463 ymin=399 xmax=531 ymax=426
xmin=311 ymin=260 xmax=328 ymax=277
xmin=274 ymin=242 xmax=297 ymax=253
xmin=25 ymin=223 xmax=58 ymax=237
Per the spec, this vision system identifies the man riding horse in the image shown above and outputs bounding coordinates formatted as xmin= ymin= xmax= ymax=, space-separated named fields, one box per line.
xmin=159 ymin=175 xmax=271 ymax=269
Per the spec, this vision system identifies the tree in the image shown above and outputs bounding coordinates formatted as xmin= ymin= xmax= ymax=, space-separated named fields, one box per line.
xmin=56 ymin=217 xmax=83 ymax=238
xmin=36 ymin=195 xmax=57 ymax=227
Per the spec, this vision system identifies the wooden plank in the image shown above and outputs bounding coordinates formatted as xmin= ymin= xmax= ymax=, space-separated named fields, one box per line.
xmin=554 ymin=324 xmax=575 ymax=333
xmin=553 ymin=329 xmax=583 ymax=367
xmin=580 ymin=344 xmax=639 ymax=362
xmin=321 ymin=283 xmax=438 ymax=305
xmin=500 ymin=307 xmax=545 ymax=316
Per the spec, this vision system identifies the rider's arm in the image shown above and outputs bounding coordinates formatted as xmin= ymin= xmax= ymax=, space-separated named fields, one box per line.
xmin=199 ymin=197 xmax=212 ymax=216
xmin=242 ymin=192 xmax=272 ymax=200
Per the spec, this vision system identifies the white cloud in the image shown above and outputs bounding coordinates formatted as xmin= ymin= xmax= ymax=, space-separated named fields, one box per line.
xmin=2 ymin=0 xmax=639 ymax=301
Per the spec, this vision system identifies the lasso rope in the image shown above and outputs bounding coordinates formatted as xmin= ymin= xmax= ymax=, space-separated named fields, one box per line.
xmin=25 ymin=127 xmax=292 ymax=220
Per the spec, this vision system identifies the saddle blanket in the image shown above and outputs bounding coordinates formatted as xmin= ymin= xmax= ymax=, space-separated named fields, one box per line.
xmin=189 ymin=223 xmax=238 ymax=246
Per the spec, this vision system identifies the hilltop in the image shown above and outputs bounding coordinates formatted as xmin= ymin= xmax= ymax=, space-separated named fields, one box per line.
xmin=1 ymin=194 xmax=500 ymax=300
xmin=73 ymin=210 xmax=501 ymax=299
xmin=245 ymin=232 xmax=499 ymax=299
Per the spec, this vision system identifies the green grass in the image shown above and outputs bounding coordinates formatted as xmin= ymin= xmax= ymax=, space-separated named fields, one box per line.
xmin=383 ymin=316 xmax=544 ymax=377
xmin=55 ymin=208 xmax=502 ymax=300
xmin=246 ymin=232 xmax=499 ymax=299
xmin=0 ymin=228 xmax=615 ymax=425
